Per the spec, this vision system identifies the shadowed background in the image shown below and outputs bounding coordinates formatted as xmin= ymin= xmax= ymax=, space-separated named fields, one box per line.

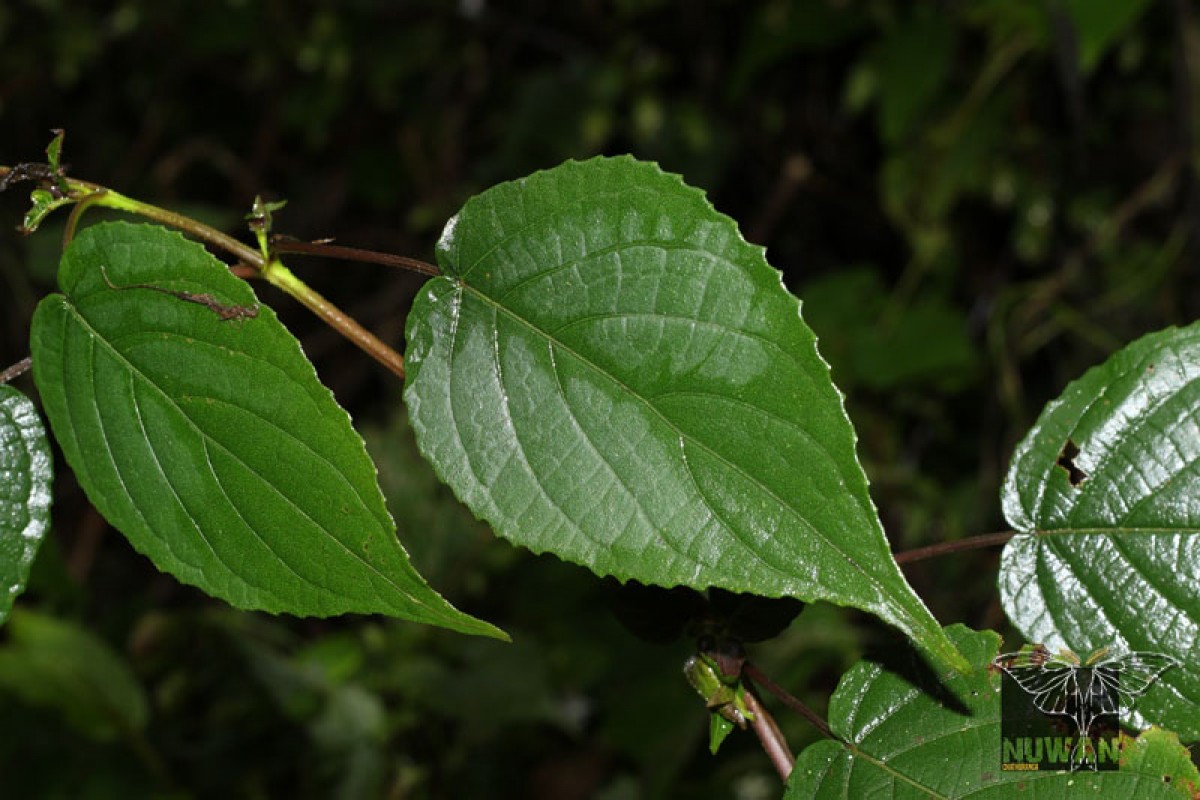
xmin=1 ymin=1 xmax=1197 ymax=797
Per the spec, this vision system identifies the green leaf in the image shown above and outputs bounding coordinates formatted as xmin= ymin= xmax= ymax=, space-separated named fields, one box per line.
xmin=1062 ymin=0 xmax=1153 ymax=73
xmin=405 ymin=156 xmax=965 ymax=671
xmin=30 ymin=221 xmax=500 ymax=638
xmin=801 ymin=268 xmax=977 ymax=392
xmin=0 ymin=609 xmax=147 ymax=741
xmin=45 ymin=129 xmax=64 ymax=172
xmin=786 ymin=625 xmax=1191 ymax=799
xmin=362 ymin=408 xmax=499 ymax=589
xmin=1119 ymin=727 xmax=1200 ymax=793
xmin=999 ymin=323 xmax=1200 ymax=738
xmin=22 ymin=188 xmax=74 ymax=235
xmin=706 ymin=712 xmax=736 ymax=755
xmin=0 ymin=385 xmax=53 ymax=625
xmin=869 ymin=10 xmax=955 ymax=144
xmin=683 ymin=651 xmax=751 ymax=754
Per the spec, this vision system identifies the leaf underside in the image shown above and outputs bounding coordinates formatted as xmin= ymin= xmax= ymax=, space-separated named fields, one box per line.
xmin=30 ymin=222 xmax=499 ymax=638
xmin=0 ymin=385 xmax=53 ymax=625
xmin=405 ymin=156 xmax=963 ymax=669
xmin=1000 ymin=322 xmax=1200 ymax=738
xmin=786 ymin=625 xmax=1198 ymax=799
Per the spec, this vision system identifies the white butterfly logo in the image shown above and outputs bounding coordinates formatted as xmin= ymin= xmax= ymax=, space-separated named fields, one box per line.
xmin=993 ymin=644 xmax=1178 ymax=771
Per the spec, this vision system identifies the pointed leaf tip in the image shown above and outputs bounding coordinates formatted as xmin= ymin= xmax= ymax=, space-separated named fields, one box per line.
xmin=406 ymin=155 xmax=959 ymax=663
xmin=31 ymin=221 xmax=501 ymax=639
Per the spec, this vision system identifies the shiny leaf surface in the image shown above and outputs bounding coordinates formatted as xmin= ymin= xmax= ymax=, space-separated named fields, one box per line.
xmin=405 ymin=156 xmax=964 ymax=670
xmin=1000 ymin=323 xmax=1200 ymax=738
xmin=30 ymin=222 xmax=500 ymax=637
xmin=786 ymin=625 xmax=1195 ymax=799
xmin=0 ymin=385 xmax=52 ymax=624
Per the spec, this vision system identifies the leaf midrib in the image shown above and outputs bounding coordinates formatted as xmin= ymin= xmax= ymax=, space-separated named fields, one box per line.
xmin=60 ymin=296 xmax=439 ymax=615
xmin=454 ymin=277 xmax=903 ymax=611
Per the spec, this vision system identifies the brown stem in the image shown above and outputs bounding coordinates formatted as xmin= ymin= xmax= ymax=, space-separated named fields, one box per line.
xmin=271 ymin=237 xmax=441 ymax=277
xmin=742 ymin=689 xmax=794 ymax=782
xmin=743 ymin=661 xmax=835 ymax=741
xmin=0 ymin=357 xmax=33 ymax=384
xmin=264 ymin=261 xmax=406 ymax=379
xmin=294 ymin=285 xmax=405 ymax=378
xmin=893 ymin=531 xmax=1016 ymax=565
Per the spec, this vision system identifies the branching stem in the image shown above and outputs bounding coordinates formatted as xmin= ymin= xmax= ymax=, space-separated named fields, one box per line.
xmin=86 ymin=186 xmax=262 ymax=266
xmin=3 ymin=166 xmax=409 ymax=378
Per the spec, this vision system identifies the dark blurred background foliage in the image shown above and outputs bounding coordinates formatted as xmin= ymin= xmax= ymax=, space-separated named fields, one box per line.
xmin=1 ymin=1 xmax=1197 ymax=797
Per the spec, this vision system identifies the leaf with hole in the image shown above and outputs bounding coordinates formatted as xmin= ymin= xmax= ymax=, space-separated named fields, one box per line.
xmin=1000 ymin=322 xmax=1200 ymax=739
xmin=30 ymin=221 xmax=500 ymax=638
xmin=0 ymin=385 xmax=52 ymax=625
xmin=404 ymin=156 xmax=965 ymax=670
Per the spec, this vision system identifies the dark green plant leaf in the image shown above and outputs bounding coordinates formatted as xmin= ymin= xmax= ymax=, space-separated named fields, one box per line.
xmin=44 ymin=129 xmax=64 ymax=172
xmin=1000 ymin=323 xmax=1200 ymax=738
xmin=405 ymin=156 xmax=965 ymax=671
xmin=0 ymin=385 xmax=52 ymax=625
xmin=1062 ymin=0 xmax=1154 ymax=72
xmin=801 ymin=267 xmax=976 ymax=392
xmin=0 ymin=609 xmax=146 ymax=741
xmin=1120 ymin=726 xmax=1200 ymax=791
xmin=728 ymin=1 xmax=869 ymax=99
xmin=30 ymin=222 xmax=500 ymax=638
xmin=870 ymin=10 xmax=955 ymax=144
xmin=361 ymin=409 xmax=502 ymax=591
xmin=786 ymin=625 xmax=1194 ymax=799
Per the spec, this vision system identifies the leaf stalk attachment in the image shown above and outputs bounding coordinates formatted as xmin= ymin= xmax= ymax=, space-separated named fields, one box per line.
xmin=3 ymin=133 xmax=408 ymax=379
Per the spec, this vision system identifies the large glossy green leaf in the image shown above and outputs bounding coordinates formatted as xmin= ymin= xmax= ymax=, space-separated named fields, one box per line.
xmin=1000 ymin=323 xmax=1200 ymax=738
xmin=786 ymin=625 xmax=1199 ymax=799
xmin=0 ymin=385 xmax=52 ymax=624
xmin=0 ymin=609 xmax=147 ymax=741
xmin=405 ymin=156 xmax=965 ymax=670
xmin=30 ymin=222 xmax=499 ymax=638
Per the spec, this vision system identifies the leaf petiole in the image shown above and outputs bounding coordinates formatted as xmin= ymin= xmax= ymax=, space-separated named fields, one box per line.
xmin=3 ymin=150 xmax=409 ymax=378
xmin=270 ymin=235 xmax=441 ymax=277
xmin=0 ymin=357 xmax=33 ymax=385
xmin=893 ymin=530 xmax=1016 ymax=565
xmin=78 ymin=187 xmax=262 ymax=267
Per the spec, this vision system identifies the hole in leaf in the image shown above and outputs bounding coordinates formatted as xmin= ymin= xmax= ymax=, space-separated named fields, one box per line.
xmin=1055 ymin=439 xmax=1088 ymax=487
